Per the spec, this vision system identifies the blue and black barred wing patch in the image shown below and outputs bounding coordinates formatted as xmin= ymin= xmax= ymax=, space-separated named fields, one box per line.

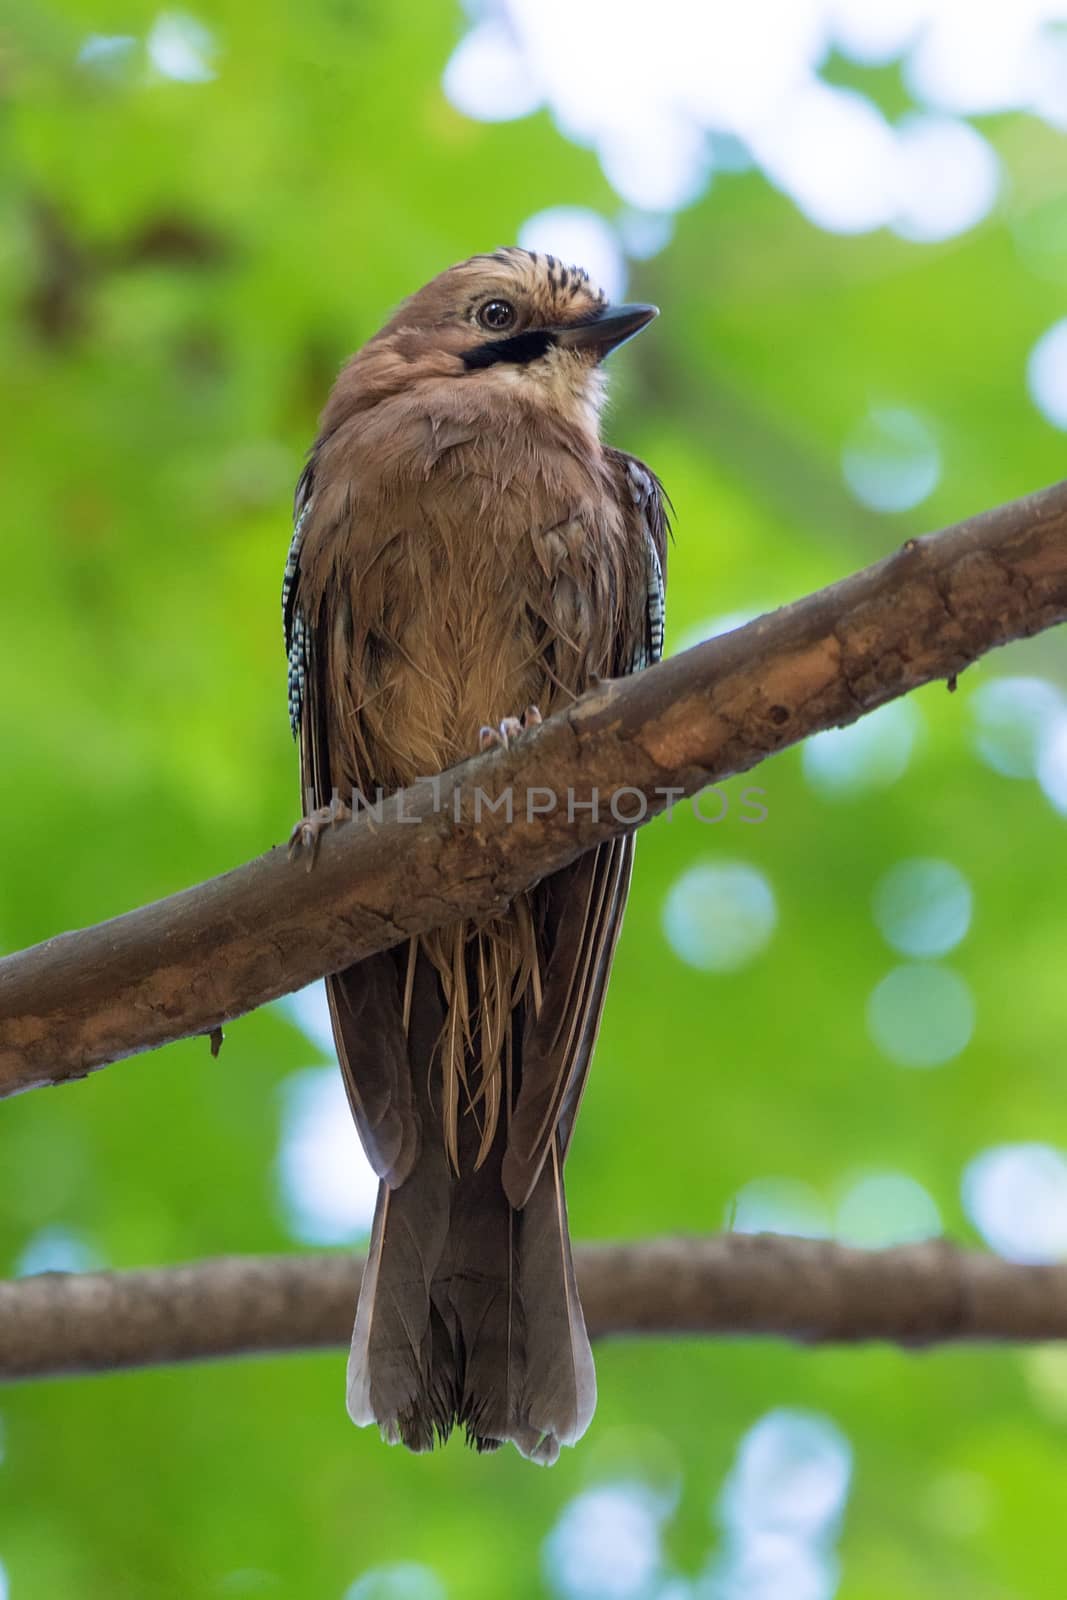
xmin=620 ymin=457 xmax=667 ymax=674
xmin=282 ymin=498 xmax=312 ymax=739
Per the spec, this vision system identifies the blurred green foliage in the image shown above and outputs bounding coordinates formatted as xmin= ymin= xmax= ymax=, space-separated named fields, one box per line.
xmin=3 ymin=3 xmax=1067 ymax=1597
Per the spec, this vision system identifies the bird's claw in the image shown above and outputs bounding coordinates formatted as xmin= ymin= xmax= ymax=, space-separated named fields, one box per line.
xmin=287 ymin=792 xmax=352 ymax=871
xmin=478 ymin=706 xmax=542 ymax=753
xmin=479 ymin=719 xmax=520 ymax=753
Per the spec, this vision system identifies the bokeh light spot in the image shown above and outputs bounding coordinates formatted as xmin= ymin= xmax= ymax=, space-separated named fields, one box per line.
xmin=443 ymin=0 xmax=1042 ymax=247
xmin=904 ymin=10 xmax=1039 ymax=117
xmin=872 ymin=858 xmax=972 ymax=958
xmin=1028 ymin=318 xmax=1067 ymax=429
xmin=892 ymin=115 xmax=999 ymax=243
xmin=720 ymin=1410 xmax=852 ymax=1539
xmin=753 ymin=80 xmax=898 ymax=234
xmin=705 ymin=1530 xmax=840 ymax=1600
xmin=670 ymin=608 xmax=763 ymax=657
xmin=277 ymin=981 xmax=336 ymax=1057
xmin=835 ymin=1170 xmax=942 ymax=1247
xmin=344 ymin=1565 xmax=446 ymax=1600
xmin=597 ymin=114 xmax=710 ymax=214
xmin=803 ymin=699 xmax=919 ymax=798
xmin=963 ymin=1144 xmax=1067 ymax=1263
xmin=616 ymin=210 xmax=675 ymax=260
xmin=544 ymin=1482 xmax=665 ymax=1600
xmin=14 ymin=1225 xmax=103 ymax=1278
xmin=1032 ymin=30 xmax=1067 ymax=130
xmin=146 ymin=11 xmax=217 ymax=82
xmin=969 ymin=676 xmax=1064 ymax=779
xmin=663 ymin=862 xmax=777 ymax=972
xmin=77 ymin=34 xmax=137 ymax=77
xmin=867 ymin=965 xmax=975 ymax=1068
xmin=277 ymin=1068 xmax=378 ymax=1245
xmin=442 ymin=19 xmax=542 ymax=121
xmin=1037 ymin=712 xmax=1067 ymax=815
xmin=841 ymin=407 xmax=940 ymax=513
xmin=730 ymin=1177 xmax=830 ymax=1240
xmin=710 ymin=1410 xmax=852 ymax=1599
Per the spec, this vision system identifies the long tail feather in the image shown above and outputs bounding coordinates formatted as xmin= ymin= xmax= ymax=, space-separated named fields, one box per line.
xmin=516 ymin=1140 xmax=596 ymax=1462
xmin=346 ymin=950 xmax=595 ymax=1462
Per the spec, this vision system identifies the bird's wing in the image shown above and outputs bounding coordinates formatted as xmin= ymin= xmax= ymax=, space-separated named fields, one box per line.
xmin=284 ymin=469 xmax=420 ymax=1189
xmin=502 ymin=454 xmax=669 ymax=1209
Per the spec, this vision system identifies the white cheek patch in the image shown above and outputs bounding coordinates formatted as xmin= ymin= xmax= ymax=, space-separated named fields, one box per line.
xmin=498 ymin=346 xmax=606 ymax=431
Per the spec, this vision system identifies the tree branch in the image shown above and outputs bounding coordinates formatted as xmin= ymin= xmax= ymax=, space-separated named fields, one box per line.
xmin=3 ymin=478 xmax=1066 ymax=1091
xmin=3 ymin=1235 xmax=1067 ymax=1380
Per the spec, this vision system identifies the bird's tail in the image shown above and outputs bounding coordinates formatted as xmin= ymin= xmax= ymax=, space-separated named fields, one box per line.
xmin=346 ymin=1077 xmax=595 ymax=1464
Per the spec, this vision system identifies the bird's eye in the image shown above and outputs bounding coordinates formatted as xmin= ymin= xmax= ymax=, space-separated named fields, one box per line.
xmin=477 ymin=299 xmax=516 ymax=332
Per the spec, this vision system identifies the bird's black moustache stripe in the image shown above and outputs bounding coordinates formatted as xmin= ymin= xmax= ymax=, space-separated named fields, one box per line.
xmin=462 ymin=330 xmax=556 ymax=370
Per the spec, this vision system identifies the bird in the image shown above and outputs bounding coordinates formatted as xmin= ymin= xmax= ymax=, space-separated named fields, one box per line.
xmin=282 ymin=247 xmax=667 ymax=1464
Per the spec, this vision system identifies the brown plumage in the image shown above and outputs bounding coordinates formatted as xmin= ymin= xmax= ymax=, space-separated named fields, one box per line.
xmin=283 ymin=247 xmax=668 ymax=1463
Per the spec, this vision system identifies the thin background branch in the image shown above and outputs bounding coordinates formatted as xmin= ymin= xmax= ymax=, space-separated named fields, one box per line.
xmin=3 ymin=1236 xmax=1067 ymax=1381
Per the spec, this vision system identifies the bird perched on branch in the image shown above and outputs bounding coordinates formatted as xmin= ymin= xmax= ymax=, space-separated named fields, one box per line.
xmin=282 ymin=248 xmax=667 ymax=1463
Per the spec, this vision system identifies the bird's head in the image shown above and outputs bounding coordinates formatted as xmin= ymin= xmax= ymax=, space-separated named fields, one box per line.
xmin=349 ymin=248 xmax=657 ymax=436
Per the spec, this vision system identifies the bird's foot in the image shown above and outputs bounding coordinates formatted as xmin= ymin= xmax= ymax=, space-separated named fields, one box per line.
xmin=287 ymin=790 xmax=352 ymax=871
xmin=478 ymin=705 xmax=542 ymax=753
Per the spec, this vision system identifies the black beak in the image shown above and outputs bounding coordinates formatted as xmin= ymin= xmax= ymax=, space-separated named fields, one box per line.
xmin=553 ymin=302 xmax=658 ymax=359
